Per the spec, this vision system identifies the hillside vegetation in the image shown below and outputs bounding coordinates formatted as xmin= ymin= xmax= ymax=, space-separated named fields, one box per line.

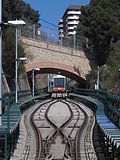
xmin=77 ymin=0 xmax=120 ymax=94
xmin=2 ymin=0 xmax=40 ymax=81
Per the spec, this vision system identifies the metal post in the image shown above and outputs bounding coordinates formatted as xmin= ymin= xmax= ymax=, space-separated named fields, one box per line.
xmin=32 ymin=69 xmax=35 ymax=97
xmin=74 ymin=33 xmax=76 ymax=49
xmin=0 ymin=0 xmax=2 ymax=125
xmin=48 ymin=74 xmax=49 ymax=92
xmin=32 ymin=24 xmax=35 ymax=97
xmin=61 ymin=32 xmax=62 ymax=46
xmin=47 ymin=28 xmax=50 ymax=43
xmin=119 ymin=74 xmax=120 ymax=101
xmin=7 ymin=97 xmax=10 ymax=131
xmin=15 ymin=27 xmax=18 ymax=103
xmin=97 ymin=65 xmax=100 ymax=90
xmin=118 ymin=64 xmax=120 ymax=100
xmin=5 ymin=128 xmax=7 ymax=160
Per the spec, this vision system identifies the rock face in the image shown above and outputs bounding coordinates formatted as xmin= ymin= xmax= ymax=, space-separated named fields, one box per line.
xmin=2 ymin=71 xmax=31 ymax=94
xmin=18 ymin=73 xmax=31 ymax=91
xmin=2 ymin=72 xmax=10 ymax=93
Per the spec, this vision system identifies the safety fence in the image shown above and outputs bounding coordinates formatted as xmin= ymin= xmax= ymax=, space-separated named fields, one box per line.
xmin=19 ymin=23 xmax=85 ymax=51
xmin=72 ymin=88 xmax=120 ymax=128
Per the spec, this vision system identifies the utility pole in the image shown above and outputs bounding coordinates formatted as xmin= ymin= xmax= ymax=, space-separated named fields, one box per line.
xmin=74 ymin=30 xmax=76 ymax=50
xmin=15 ymin=27 xmax=18 ymax=103
xmin=97 ymin=66 xmax=100 ymax=90
xmin=0 ymin=0 xmax=2 ymax=125
xmin=60 ymin=31 xmax=62 ymax=46
xmin=32 ymin=24 xmax=35 ymax=97
xmin=118 ymin=64 xmax=120 ymax=100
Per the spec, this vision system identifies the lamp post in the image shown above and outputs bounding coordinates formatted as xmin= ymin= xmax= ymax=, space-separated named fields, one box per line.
xmin=74 ymin=30 xmax=76 ymax=50
xmin=60 ymin=31 xmax=63 ymax=46
xmin=7 ymin=20 xmax=26 ymax=103
xmin=0 ymin=0 xmax=2 ymax=126
xmin=16 ymin=57 xmax=27 ymax=103
xmin=0 ymin=10 xmax=26 ymax=158
xmin=48 ymin=74 xmax=49 ymax=92
xmin=32 ymin=68 xmax=40 ymax=97
xmin=0 ymin=18 xmax=26 ymax=124
xmin=32 ymin=69 xmax=35 ymax=97
xmin=97 ymin=65 xmax=100 ymax=90
xmin=118 ymin=64 xmax=120 ymax=100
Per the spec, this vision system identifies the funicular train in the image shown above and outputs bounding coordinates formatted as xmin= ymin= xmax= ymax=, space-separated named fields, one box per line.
xmin=52 ymin=75 xmax=67 ymax=97
xmin=52 ymin=75 xmax=66 ymax=92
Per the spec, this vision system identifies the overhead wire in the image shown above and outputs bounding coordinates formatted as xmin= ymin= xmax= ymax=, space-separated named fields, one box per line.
xmin=40 ymin=17 xmax=58 ymax=28
xmin=21 ymin=17 xmax=83 ymax=49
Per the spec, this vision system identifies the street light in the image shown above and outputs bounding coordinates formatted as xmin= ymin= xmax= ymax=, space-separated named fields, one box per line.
xmin=2 ymin=20 xmax=26 ymax=103
xmin=0 ymin=0 xmax=2 ymax=125
xmin=97 ymin=66 xmax=100 ymax=90
xmin=18 ymin=57 xmax=27 ymax=61
xmin=7 ymin=20 xmax=26 ymax=26
xmin=16 ymin=57 xmax=27 ymax=103
xmin=60 ymin=31 xmax=63 ymax=46
xmin=0 ymin=16 xmax=26 ymax=124
xmin=32 ymin=68 xmax=40 ymax=97
xmin=7 ymin=20 xmax=26 ymax=103
xmin=118 ymin=64 xmax=120 ymax=100
xmin=74 ymin=30 xmax=76 ymax=50
xmin=3 ymin=20 xmax=26 ymax=103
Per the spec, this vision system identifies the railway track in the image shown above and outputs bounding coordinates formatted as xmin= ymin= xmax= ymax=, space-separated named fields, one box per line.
xmin=10 ymin=99 xmax=52 ymax=160
xmin=10 ymin=97 xmax=97 ymax=160
xmin=69 ymin=99 xmax=97 ymax=160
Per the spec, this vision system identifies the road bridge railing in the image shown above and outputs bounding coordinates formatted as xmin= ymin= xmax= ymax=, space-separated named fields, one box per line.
xmin=20 ymin=24 xmax=84 ymax=51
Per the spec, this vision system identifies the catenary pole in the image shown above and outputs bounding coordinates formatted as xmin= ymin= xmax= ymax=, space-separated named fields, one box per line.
xmin=0 ymin=0 xmax=2 ymax=125
xmin=15 ymin=27 xmax=18 ymax=103
xmin=32 ymin=24 xmax=35 ymax=97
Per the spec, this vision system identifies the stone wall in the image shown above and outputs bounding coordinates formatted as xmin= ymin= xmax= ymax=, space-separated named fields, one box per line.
xmin=22 ymin=37 xmax=91 ymax=77
xmin=2 ymin=73 xmax=10 ymax=93
xmin=18 ymin=73 xmax=31 ymax=91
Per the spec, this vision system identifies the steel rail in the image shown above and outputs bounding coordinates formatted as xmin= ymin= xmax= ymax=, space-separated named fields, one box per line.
xmin=66 ymin=99 xmax=96 ymax=160
xmin=30 ymin=99 xmax=53 ymax=160
xmin=44 ymin=99 xmax=73 ymax=158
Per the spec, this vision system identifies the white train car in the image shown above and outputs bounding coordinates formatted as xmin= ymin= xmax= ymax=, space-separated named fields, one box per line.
xmin=52 ymin=75 xmax=66 ymax=92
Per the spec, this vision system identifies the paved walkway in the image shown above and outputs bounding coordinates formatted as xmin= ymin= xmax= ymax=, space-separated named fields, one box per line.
xmin=48 ymin=101 xmax=70 ymax=127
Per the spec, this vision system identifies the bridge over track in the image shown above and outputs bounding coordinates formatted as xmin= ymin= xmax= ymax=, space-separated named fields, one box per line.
xmin=21 ymin=37 xmax=91 ymax=86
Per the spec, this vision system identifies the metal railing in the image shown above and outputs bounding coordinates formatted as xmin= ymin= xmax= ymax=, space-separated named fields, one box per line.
xmin=19 ymin=23 xmax=85 ymax=51
xmin=72 ymin=88 xmax=120 ymax=128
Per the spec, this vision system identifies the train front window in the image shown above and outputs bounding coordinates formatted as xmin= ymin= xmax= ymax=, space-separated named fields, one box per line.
xmin=54 ymin=78 xmax=64 ymax=87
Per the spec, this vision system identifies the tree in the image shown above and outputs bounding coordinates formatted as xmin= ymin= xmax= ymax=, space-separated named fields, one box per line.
xmin=2 ymin=0 xmax=40 ymax=90
xmin=77 ymin=0 xmax=120 ymax=66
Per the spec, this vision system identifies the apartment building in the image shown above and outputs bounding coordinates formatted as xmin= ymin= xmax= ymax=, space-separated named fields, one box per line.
xmin=58 ymin=5 xmax=81 ymax=39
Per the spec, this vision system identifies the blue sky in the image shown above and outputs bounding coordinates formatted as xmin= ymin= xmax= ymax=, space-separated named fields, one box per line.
xmin=24 ymin=0 xmax=90 ymax=39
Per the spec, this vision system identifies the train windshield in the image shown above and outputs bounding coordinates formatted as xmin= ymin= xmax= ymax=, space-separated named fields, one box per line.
xmin=54 ymin=78 xmax=64 ymax=87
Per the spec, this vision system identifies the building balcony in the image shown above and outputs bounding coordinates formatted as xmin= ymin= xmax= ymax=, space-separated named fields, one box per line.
xmin=67 ymin=31 xmax=76 ymax=35
xmin=67 ymin=26 xmax=75 ymax=30
xmin=67 ymin=11 xmax=81 ymax=15
xmin=67 ymin=21 xmax=79 ymax=25
xmin=58 ymin=32 xmax=64 ymax=37
xmin=59 ymin=29 xmax=63 ymax=32
xmin=67 ymin=15 xmax=79 ymax=20
xmin=59 ymin=24 xmax=63 ymax=28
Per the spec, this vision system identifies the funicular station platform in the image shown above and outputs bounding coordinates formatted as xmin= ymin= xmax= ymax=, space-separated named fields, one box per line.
xmin=69 ymin=89 xmax=120 ymax=160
